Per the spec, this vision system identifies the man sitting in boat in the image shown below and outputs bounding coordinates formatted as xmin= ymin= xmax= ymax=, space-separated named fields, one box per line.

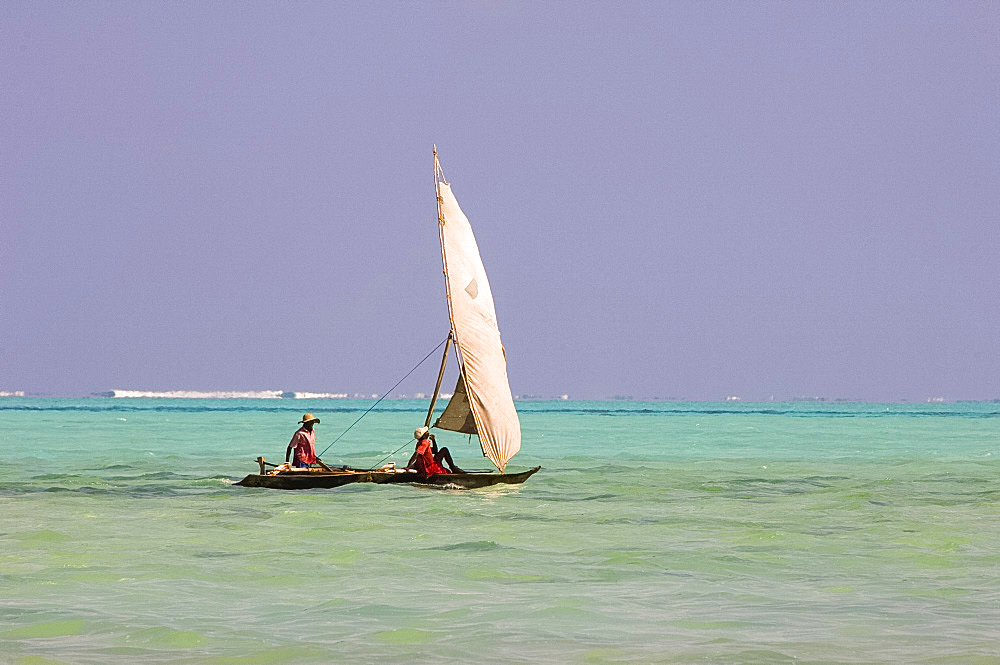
xmin=407 ymin=426 xmax=464 ymax=475
xmin=286 ymin=414 xmax=321 ymax=468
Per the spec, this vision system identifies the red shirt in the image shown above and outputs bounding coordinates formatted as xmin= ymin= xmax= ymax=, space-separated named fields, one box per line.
xmin=413 ymin=438 xmax=448 ymax=475
xmin=288 ymin=427 xmax=317 ymax=465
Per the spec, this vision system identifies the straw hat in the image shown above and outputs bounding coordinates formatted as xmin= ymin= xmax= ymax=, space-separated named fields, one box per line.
xmin=299 ymin=413 xmax=320 ymax=424
xmin=414 ymin=426 xmax=429 ymax=439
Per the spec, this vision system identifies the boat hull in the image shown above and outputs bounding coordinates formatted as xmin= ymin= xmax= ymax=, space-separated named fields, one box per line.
xmin=234 ymin=470 xmax=408 ymax=490
xmin=410 ymin=466 xmax=541 ymax=489
xmin=234 ymin=466 xmax=540 ymax=490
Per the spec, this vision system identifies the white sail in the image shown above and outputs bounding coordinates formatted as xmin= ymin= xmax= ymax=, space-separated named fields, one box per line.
xmin=434 ymin=152 xmax=521 ymax=471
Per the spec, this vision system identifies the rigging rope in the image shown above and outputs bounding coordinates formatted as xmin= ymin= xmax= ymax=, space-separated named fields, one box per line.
xmin=367 ymin=438 xmax=416 ymax=471
xmin=316 ymin=336 xmax=449 ymax=459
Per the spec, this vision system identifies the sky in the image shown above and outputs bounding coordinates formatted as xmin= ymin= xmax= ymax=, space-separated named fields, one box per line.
xmin=2 ymin=1 xmax=998 ymax=401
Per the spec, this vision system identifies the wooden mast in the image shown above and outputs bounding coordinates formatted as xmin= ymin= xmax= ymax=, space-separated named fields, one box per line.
xmin=426 ymin=146 xmax=458 ymax=429
xmin=424 ymin=335 xmax=451 ymax=428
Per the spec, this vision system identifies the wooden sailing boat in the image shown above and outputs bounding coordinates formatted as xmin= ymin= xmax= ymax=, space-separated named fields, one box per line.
xmin=404 ymin=147 xmax=539 ymax=488
xmin=235 ymin=148 xmax=538 ymax=490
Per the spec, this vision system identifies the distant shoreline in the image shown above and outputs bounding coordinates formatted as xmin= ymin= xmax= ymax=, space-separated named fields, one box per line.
xmin=1 ymin=392 xmax=998 ymax=405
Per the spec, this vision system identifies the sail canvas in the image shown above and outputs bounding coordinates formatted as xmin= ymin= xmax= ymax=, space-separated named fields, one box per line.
xmin=434 ymin=372 xmax=478 ymax=435
xmin=435 ymin=157 xmax=521 ymax=471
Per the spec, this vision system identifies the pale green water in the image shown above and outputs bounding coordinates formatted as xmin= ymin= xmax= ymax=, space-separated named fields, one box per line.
xmin=1 ymin=399 xmax=998 ymax=664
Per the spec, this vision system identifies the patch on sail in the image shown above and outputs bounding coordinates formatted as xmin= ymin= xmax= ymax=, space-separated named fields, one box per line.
xmin=464 ymin=278 xmax=479 ymax=299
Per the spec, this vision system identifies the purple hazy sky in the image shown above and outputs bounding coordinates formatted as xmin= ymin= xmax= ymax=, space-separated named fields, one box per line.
xmin=2 ymin=1 xmax=998 ymax=401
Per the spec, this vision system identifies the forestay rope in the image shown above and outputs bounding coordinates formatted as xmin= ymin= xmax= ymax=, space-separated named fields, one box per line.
xmin=366 ymin=439 xmax=417 ymax=471
xmin=316 ymin=336 xmax=449 ymax=459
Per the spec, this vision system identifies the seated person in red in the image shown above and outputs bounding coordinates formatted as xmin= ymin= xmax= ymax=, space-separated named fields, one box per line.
xmin=407 ymin=426 xmax=464 ymax=475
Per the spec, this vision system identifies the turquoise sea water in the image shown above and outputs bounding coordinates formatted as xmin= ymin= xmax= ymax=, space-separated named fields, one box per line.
xmin=1 ymin=398 xmax=998 ymax=664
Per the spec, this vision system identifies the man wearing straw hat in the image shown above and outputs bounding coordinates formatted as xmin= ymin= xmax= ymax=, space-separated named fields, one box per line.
xmin=286 ymin=414 xmax=321 ymax=468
